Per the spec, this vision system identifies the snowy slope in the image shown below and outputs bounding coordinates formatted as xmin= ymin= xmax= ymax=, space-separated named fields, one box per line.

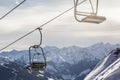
xmin=95 ymin=58 xmax=120 ymax=80
xmin=84 ymin=48 xmax=120 ymax=80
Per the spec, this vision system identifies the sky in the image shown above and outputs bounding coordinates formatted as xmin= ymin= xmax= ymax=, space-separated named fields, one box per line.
xmin=0 ymin=0 xmax=120 ymax=51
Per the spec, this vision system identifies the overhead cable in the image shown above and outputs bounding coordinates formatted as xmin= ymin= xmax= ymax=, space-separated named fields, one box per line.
xmin=0 ymin=0 xmax=86 ymax=52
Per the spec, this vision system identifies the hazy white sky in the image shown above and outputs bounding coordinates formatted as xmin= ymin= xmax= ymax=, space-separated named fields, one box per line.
xmin=0 ymin=0 xmax=120 ymax=51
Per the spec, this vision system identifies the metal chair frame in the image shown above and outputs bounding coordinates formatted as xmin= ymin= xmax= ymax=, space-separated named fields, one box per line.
xmin=74 ymin=0 xmax=106 ymax=24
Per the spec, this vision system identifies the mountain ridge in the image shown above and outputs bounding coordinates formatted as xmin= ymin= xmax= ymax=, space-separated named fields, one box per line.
xmin=0 ymin=42 xmax=120 ymax=80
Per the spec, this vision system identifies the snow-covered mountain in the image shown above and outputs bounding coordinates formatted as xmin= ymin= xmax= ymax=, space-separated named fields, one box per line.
xmin=0 ymin=56 xmax=49 ymax=80
xmin=0 ymin=42 xmax=120 ymax=80
xmin=1 ymin=43 xmax=119 ymax=64
xmin=84 ymin=48 xmax=120 ymax=80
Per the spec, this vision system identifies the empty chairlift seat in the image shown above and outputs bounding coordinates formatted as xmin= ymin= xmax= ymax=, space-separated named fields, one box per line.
xmin=74 ymin=0 xmax=106 ymax=24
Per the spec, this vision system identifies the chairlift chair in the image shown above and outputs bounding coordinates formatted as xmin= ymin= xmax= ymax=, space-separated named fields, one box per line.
xmin=74 ymin=0 xmax=106 ymax=24
xmin=26 ymin=45 xmax=46 ymax=71
xmin=26 ymin=28 xmax=46 ymax=71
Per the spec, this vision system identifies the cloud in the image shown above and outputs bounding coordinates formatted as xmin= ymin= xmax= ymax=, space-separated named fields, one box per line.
xmin=0 ymin=0 xmax=120 ymax=51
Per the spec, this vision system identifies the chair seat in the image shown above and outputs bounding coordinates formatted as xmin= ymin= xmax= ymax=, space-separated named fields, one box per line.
xmin=26 ymin=62 xmax=46 ymax=71
xmin=81 ymin=15 xmax=106 ymax=24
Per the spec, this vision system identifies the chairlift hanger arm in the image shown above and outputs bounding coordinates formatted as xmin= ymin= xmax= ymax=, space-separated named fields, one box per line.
xmin=0 ymin=0 xmax=26 ymax=20
xmin=96 ymin=0 xmax=99 ymax=15
xmin=37 ymin=28 xmax=43 ymax=46
xmin=74 ymin=0 xmax=98 ymax=14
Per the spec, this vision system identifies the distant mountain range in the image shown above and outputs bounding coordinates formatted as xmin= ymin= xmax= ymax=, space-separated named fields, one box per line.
xmin=0 ymin=42 xmax=120 ymax=80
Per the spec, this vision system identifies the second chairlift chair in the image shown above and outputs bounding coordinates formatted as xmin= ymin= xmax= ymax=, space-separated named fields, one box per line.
xmin=74 ymin=0 xmax=106 ymax=24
